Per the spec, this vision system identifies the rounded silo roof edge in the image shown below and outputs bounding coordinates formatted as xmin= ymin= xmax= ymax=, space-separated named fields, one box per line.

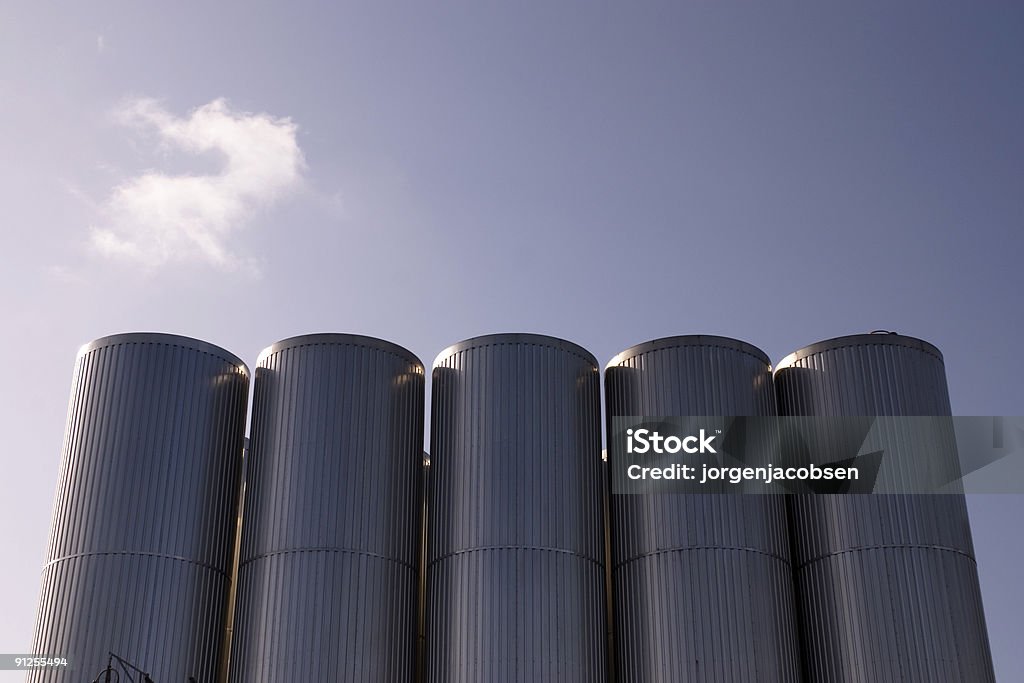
xmin=432 ymin=333 xmax=598 ymax=370
xmin=76 ymin=332 xmax=249 ymax=376
xmin=255 ymin=333 xmax=423 ymax=370
xmin=774 ymin=332 xmax=944 ymax=375
xmin=605 ymin=334 xmax=770 ymax=371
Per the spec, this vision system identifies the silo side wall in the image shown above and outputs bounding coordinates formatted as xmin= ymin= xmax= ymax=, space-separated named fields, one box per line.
xmin=426 ymin=335 xmax=607 ymax=683
xmin=29 ymin=333 xmax=249 ymax=682
xmin=230 ymin=335 xmax=424 ymax=682
xmin=605 ymin=336 xmax=802 ymax=682
xmin=775 ymin=335 xmax=995 ymax=682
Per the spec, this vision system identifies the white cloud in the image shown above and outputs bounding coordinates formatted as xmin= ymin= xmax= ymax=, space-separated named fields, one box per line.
xmin=91 ymin=97 xmax=304 ymax=272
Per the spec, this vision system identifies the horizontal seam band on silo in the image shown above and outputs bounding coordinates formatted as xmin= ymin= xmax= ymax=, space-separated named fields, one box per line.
xmin=238 ymin=546 xmax=418 ymax=571
xmin=796 ymin=543 xmax=979 ymax=571
xmin=427 ymin=545 xmax=605 ymax=567
xmin=613 ymin=544 xmax=793 ymax=571
xmin=41 ymin=551 xmax=231 ymax=579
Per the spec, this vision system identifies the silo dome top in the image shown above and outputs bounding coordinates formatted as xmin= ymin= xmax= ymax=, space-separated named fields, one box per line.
xmin=432 ymin=333 xmax=597 ymax=369
xmin=256 ymin=333 xmax=423 ymax=370
xmin=774 ymin=332 xmax=943 ymax=374
xmin=76 ymin=332 xmax=249 ymax=375
xmin=605 ymin=334 xmax=771 ymax=371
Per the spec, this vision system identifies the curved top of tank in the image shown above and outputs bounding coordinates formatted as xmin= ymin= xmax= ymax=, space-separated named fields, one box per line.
xmin=605 ymin=334 xmax=770 ymax=371
xmin=432 ymin=333 xmax=598 ymax=370
xmin=77 ymin=332 xmax=249 ymax=375
xmin=774 ymin=331 xmax=943 ymax=373
xmin=257 ymin=333 xmax=423 ymax=369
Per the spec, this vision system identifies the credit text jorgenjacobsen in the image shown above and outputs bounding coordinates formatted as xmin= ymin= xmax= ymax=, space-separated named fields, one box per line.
xmin=623 ymin=428 xmax=859 ymax=484
xmin=626 ymin=462 xmax=859 ymax=485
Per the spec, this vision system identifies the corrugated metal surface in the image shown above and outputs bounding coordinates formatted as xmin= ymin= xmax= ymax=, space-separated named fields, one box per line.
xmin=605 ymin=335 xmax=802 ymax=682
xmin=219 ymin=438 xmax=249 ymax=683
xmin=775 ymin=333 xmax=995 ymax=682
xmin=230 ymin=334 xmax=424 ymax=682
xmin=417 ymin=451 xmax=430 ymax=683
xmin=426 ymin=334 xmax=607 ymax=682
xmin=29 ymin=333 xmax=249 ymax=682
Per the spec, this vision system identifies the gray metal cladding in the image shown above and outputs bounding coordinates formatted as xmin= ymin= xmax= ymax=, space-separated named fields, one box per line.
xmin=29 ymin=333 xmax=249 ymax=683
xmin=605 ymin=335 xmax=802 ymax=682
xmin=230 ymin=334 xmax=424 ymax=682
xmin=427 ymin=334 xmax=607 ymax=683
xmin=774 ymin=333 xmax=995 ymax=682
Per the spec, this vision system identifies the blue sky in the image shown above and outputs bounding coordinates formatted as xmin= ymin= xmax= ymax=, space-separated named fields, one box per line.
xmin=1 ymin=1 xmax=1022 ymax=678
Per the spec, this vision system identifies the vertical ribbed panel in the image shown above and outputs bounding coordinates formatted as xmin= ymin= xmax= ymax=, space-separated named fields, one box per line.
xmin=29 ymin=333 xmax=249 ymax=682
xmin=427 ymin=334 xmax=607 ymax=682
xmin=775 ymin=333 xmax=995 ymax=682
xmin=605 ymin=335 xmax=802 ymax=682
xmin=230 ymin=334 xmax=424 ymax=682
xmin=417 ymin=452 xmax=430 ymax=683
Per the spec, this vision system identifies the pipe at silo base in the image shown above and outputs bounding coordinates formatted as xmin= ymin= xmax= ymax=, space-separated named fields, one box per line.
xmin=28 ymin=333 xmax=250 ymax=683
xmin=426 ymin=334 xmax=608 ymax=682
xmin=775 ymin=333 xmax=995 ymax=682
xmin=605 ymin=335 xmax=803 ymax=682
xmin=229 ymin=334 xmax=425 ymax=682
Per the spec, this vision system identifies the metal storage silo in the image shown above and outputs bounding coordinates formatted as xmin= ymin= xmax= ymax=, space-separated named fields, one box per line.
xmin=605 ymin=335 xmax=802 ymax=682
xmin=230 ymin=334 xmax=424 ymax=682
xmin=29 ymin=333 xmax=249 ymax=682
xmin=426 ymin=334 xmax=607 ymax=682
xmin=774 ymin=332 xmax=995 ymax=682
